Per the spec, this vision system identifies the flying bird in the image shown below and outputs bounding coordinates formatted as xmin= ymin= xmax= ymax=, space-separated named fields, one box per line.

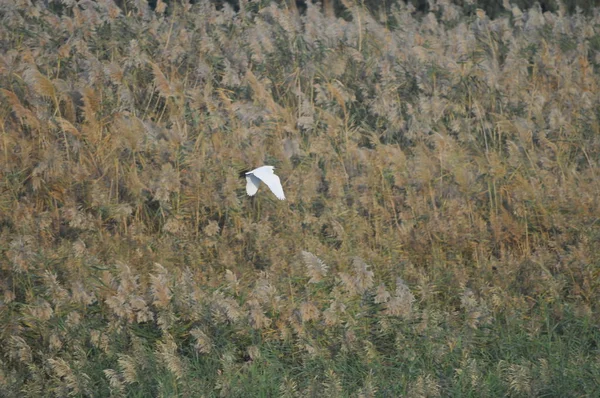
xmin=244 ymin=166 xmax=285 ymax=200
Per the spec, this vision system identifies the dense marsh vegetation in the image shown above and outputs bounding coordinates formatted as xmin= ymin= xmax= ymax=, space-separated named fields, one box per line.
xmin=1 ymin=0 xmax=599 ymax=396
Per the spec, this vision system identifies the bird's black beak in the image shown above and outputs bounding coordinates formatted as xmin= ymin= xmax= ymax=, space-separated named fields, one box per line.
xmin=238 ymin=169 xmax=250 ymax=179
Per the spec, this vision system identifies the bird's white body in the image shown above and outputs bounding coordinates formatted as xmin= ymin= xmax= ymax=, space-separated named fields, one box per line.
xmin=245 ymin=166 xmax=285 ymax=200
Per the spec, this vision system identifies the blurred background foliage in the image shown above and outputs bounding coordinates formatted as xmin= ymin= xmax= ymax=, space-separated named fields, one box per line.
xmin=141 ymin=0 xmax=600 ymax=18
xmin=0 ymin=0 xmax=599 ymax=396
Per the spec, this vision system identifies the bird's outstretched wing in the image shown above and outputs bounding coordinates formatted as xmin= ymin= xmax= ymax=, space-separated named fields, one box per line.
xmin=245 ymin=173 xmax=261 ymax=196
xmin=252 ymin=166 xmax=285 ymax=200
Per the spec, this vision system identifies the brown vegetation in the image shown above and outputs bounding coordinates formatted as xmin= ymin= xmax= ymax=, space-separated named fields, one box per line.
xmin=0 ymin=0 xmax=599 ymax=395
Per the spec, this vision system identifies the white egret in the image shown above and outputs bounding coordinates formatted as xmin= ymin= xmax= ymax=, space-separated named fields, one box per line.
xmin=244 ymin=166 xmax=285 ymax=200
